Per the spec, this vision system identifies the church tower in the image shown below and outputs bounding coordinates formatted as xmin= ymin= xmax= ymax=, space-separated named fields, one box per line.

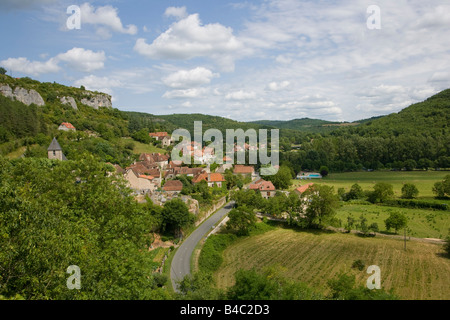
xmin=47 ymin=137 xmax=67 ymax=161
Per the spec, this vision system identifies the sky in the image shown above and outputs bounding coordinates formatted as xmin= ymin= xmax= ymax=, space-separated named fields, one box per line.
xmin=1 ymin=0 xmax=449 ymax=122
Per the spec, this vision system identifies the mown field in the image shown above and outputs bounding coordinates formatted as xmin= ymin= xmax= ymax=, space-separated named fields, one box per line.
xmin=290 ymin=170 xmax=449 ymax=198
xmin=336 ymin=204 xmax=450 ymax=239
xmin=214 ymin=228 xmax=450 ymax=300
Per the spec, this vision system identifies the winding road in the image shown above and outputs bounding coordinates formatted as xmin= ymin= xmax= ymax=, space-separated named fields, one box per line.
xmin=170 ymin=201 xmax=235 ymax=292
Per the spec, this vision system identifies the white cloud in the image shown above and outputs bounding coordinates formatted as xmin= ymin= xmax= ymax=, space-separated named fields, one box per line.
xmin=162 ymin=67 xmax=219 ymax=88
xmin=73 ymin=75 xmax=122 ymax=95
xmin=0 ymin=57 xmax=60 ymax=75
xmin=267 ymin=81 xmax=290 ymax=91
xmin=429 ymin=71 xmax=450 ymax=83
xmin=1 ymin=47 xmax=106 ymax=76
xmin=164 ymin=6 xmax=188 ymax=19
xmin=56 ymin=47 xmax=106 ymax=72
xmin=163 ymin=88 xmax=209 ymax=99
xmin=134 ymin=13 xmax=243 ymax=71
xmin=360 ymin=85 xmax=407 ymax=98
xmin=225 ymin=90 xmax=257 ymax=100
xmin=79 ymin=3 xmax=137 ymax=36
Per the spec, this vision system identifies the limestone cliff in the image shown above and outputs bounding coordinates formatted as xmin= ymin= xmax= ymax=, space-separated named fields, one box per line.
xmin=0 ymin=84 xmax=45 ymax=106
xmin=80 ymin=93 xmax=112 ymax=109
xmin=0 ymin=81 xmax=112 ymax=110
xmin=60 ymin=96 xmax=78 ymax=110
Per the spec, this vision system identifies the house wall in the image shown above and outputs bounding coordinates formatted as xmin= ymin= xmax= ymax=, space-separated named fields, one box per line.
xmin=261 ymin=190 xmax=275 ymax=199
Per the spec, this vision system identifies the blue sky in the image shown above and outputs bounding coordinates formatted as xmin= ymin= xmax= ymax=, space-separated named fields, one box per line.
xmin=1 ymin=0 xmax=450 ymax=122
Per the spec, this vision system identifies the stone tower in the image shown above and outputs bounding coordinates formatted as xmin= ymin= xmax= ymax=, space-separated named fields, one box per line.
xmin=47 ymin=137 xmax=67 ymax=161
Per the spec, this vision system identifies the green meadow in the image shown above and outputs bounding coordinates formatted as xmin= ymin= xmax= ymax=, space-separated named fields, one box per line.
xmin=290 ymin=171 xmax=450 ymax=239
xmin=336 ymin=204 xmax=450 ymax=239
xmin=291 ymin=170 xmax=449 ymax=198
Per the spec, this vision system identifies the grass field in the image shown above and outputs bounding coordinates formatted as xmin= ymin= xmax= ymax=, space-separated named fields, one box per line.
xmin=336 ymin=203 xmax=450 ymax=239
xmin=118 ymin=137 xmax=167 ymax=155
xmin=214 ymin=228 xmax=450 ymax=300
xmin=5 ymin=146 xmax=27 ymax=159
xmin=291 ymin=171 xmax=450 ymax=198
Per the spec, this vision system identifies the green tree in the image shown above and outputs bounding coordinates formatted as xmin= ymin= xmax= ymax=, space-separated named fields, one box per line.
xmin=231 ymin=189 xmax=260 ymax=210
xmin=384 ymin=211 xmax=408 ymax=234
xmin=132 ymin=128 xmax=151 ymax=144
xmin=401 ymin=183 xmax=419 ymax=199
xmin=0 ymin=156 xmax=163 ymax=299
xmin=224 ymin=170 xmax=237 ymax=190
xmin=161 ymin=198 xmax=195 ymax=236
xmin=368 ymin=182 xmax=394 ymax=203
xmin=432 ymin=175 xmax=450 ymax=198
xmin=263 ymin=165 xmax=293 ymax=190
xmin=0 ymin=67 xmax=6 ymax=75
xmin=285 ymin=192 xmax=302 ymax=225
xmin=226 ymin=206 xmax=257 ymax=236
xmin=302 ymin=185 xmax=339 ymax=228
xmin=346 ymin=183 xmax=364 ymax=201
xmin=227 ymin=267 xmax=320 ymax=300
xmin=327 ymin=273 xmax=397 ymax=300
xmin=319 ymin=165 xmax=329 ymax=177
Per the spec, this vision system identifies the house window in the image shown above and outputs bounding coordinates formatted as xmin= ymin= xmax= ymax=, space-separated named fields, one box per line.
xmin=53 ymin=151 xmax=56 ymax=156
xmin=267 ymin=192 xmax=270 ymax=197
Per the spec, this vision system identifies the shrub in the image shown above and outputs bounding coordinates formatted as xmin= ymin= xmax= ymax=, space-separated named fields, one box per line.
xmin=401 ymin=183 xmax=419 ymax=199
xmin=352 ymin=259 xmax=365 ymax=271
xmin=198 ymin=234 xmax=237 ymax=273
xmin=152 ymin=273 xmax=168 ymax=288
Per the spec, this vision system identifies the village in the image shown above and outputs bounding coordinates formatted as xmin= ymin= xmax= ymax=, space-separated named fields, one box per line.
xmin=48 ymin=123 xmax=321 ymax=216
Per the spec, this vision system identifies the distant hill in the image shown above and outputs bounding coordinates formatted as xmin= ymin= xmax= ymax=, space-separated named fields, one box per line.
xmin=1 ymin=74 xmax=448 ymax=171
xmin=341 ymin=89 xmax=450 ymax=138
xmin=155 ymin=113 xmax=271 ymax=133
xmin=251 ymin=118 xmax=360 ymax=133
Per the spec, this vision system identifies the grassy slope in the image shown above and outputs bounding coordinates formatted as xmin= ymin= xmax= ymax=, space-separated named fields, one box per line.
xmin=214 ymin=228 xmax=450 ymax=300
xmin=118 ymin=138 xmax=167 ymax=155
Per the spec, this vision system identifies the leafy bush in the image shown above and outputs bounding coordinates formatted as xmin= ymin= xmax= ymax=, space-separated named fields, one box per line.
xmin=383 ymin=199 xmax=448 ymax=211
xmin=401 ymin=183 xmax=419 ymax=199
xmin=351 ymin=259 xmax=365 ymax=271
xmin=198 ymin=234 xmax=237 ymax=273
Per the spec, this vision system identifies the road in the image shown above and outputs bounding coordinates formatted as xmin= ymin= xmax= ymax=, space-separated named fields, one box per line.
xmin=170 ymin=201 xmax=235 ymax=292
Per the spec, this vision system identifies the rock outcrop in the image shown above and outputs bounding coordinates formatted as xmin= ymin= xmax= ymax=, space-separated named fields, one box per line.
xmin=81 ymin=93 xmax=112 ymax=109
xmin=0 ymin=82 xmax=112 ymax=110
xmin=0 ymin=84 xmax=45 ymax=106
xmin=60 ymin=96 xmax=78 ymax=110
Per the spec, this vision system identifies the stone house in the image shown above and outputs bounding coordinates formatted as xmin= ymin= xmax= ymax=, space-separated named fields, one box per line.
xmin=58 ymin=122 xmax=76 ymax=132
xmin=249 ymin=179 xmax=276 ymax=199
xmin=163 ymin=180 xmax=183 ymax=195
xmin=124 ymin=168 xmax=157 ymax=194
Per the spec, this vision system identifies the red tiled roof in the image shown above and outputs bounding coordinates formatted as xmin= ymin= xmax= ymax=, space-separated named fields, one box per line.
xmin=149 ymin=132 xmax=169 ymax=137
xmin=249 ymin=179 xmax=275 ymax=191
xmin=139 ymin=175 xmax=155 ymax=180
xmin=209 ymin=173 xmax=225 ymax=182
xmin=233 ymin=165 xmax=254 ymax=174
xmin=260 ymin=181 xmax=275 ymax=191
xmin=192 ymin=172 xmax=208 ymax=184
xmin=249 ymin=184 xmax=260 ymax=190
xmin=295 ymin=183 xmax=314 ymax=194
xmin=61 ymin=122 xmax=75 ymax=129
xmin=163 ymin=180 xmax=183 ymax=191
